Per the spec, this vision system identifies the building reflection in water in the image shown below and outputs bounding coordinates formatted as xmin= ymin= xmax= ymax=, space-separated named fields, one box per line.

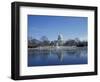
xmin=28 ymin=47 xmax=87 ymax=62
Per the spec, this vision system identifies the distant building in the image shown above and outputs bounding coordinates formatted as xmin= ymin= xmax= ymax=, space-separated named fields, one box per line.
xmin=56 ymin=34 xmax=64 ymax=46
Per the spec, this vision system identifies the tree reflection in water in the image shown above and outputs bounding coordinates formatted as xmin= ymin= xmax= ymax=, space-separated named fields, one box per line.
xmin=28 ymin=47 xmax=87 ymax=66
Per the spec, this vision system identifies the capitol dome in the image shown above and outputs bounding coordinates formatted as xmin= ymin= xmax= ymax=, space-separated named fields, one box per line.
xmin=58 ymin=34 xmax=63 ymax=41
xmin=57 ymin=34 xmax=64 ymax=46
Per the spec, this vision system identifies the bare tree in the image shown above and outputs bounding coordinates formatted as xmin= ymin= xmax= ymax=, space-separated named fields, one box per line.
xmin=40 ymin=36 xmax=50 ymax=46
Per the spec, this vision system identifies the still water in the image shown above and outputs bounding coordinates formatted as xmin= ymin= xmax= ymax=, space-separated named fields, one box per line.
xmin=28 ymin=47 xmax=87 ymax=66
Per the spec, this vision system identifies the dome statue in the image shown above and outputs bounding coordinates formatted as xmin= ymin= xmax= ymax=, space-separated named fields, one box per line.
xmin=57 ymin=34 xmax=63 ymax=46
xmin=58 ymin=34 xmax=63 ymax=41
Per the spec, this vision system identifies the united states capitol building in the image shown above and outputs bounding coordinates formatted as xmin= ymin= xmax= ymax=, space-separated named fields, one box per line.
xmin=55 ymin=34 xmax=64 ymax=46
xmin=55 ymin=34 xmax=80 ymax=47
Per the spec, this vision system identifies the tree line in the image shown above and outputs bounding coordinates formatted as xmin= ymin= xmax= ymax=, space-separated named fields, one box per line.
xmin=28 ymin=36 xmax=87 ymax=48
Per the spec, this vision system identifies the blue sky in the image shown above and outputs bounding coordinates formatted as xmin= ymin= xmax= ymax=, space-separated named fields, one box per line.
xmin=28 ymin=15 xmax=88 ymax=41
